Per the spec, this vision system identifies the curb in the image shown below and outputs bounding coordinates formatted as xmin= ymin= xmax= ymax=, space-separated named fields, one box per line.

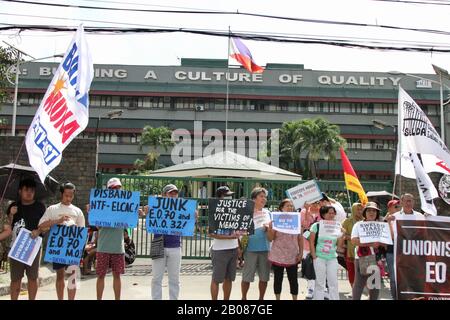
xmin=0 ymin=267 xmax=56 ymax=297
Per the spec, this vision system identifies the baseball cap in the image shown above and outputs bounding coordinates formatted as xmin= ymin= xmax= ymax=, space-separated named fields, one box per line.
xmin=162 ymin=184 xmax=178 ymax=194
xmin=107 ymin=177 xmax=122 ymax=189
xmin=387 ymin=199 xmax=400 ymax=208
xmin=216 ymin=186 xmax=234 ymax=197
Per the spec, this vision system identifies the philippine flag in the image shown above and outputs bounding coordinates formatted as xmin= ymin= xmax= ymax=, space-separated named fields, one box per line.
xmin=230 ymin=37 xmax=264 ymax=74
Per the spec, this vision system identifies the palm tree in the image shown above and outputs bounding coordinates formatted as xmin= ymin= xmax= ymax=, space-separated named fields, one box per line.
xmin=135 ymin=125 xmax=174 ymax=173
xmin=279 ymin=118 xmax=346 ymax=178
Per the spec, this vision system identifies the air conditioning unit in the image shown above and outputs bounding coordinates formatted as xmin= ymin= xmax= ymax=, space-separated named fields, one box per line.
xmin=375 ymin=144 xmax=384 ymax=150
xmin=195 ymin=105 xmax=205 ymax=111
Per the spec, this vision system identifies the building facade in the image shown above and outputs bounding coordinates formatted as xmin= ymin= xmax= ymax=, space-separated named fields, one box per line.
xmin=1 ymin=58 xmax=448 ymax=180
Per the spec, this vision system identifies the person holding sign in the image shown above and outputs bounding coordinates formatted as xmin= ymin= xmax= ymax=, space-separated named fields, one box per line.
xmin=309 ymin=206 xmax=344 ymax=300
xmin=38 ymin=182 xmax=85 ymax=300
xmin=94 ymin=177 xmax=126 ymax=300
xmin=151 ymin=184 xmax=183 ymax=300
xmin=267 ymin=199 xmax=303 ymax=300
xmin=9 ymin=178 xmax=46 ymax=300
xmin=241 ymin=187 xmax=271 ymax=300
xmin=351 ymin=201 xmax=388 ymax=300
xmin=209 ymin=186 xmax=240 ymax=300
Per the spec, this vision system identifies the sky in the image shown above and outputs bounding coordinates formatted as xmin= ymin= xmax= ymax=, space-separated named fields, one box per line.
xmin=1 ymin=0 xmax=450 ymax=74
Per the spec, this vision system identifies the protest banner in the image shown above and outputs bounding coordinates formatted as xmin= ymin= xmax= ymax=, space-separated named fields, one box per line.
xmin=357 ymin=221 xmax=393 ymax=245
xmin=208 ymin=199 xmax=254 ymax=235
xmin=88 ymin=188 xmax=140 ymax=228
xmin=146 ymin=196 xmax=197 ymax=236
xmin=395 ymin=215 xmax=450 ymax=300
xmin=271 ymin=212 xmax=301 ymax=235
xmin=8 ymin=228 xmax=42 ymax=266
xmin=318 ymin=220 xmax=342 ymax=238
xmin=44 ymin=225 xmax=88 ymax=265
xmin=286 ymin=180 xmax=322 ymax=210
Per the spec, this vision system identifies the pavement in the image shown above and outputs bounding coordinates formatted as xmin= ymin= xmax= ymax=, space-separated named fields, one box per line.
xmin=0 ymin=258 xmax=393 ymax=300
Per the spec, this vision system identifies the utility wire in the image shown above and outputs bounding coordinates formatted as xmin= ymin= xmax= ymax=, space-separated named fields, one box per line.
xmin=2 ymin=0 xmax=450 ymax=36
xmin=1 ymin=24 xmax=450 ymax=52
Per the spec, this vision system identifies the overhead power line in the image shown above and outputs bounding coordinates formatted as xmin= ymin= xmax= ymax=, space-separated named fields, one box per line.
xmin=2 ymin=0 xmax=450 ymax=36
xmin=1 ymin=24 xmax=450 ymax=52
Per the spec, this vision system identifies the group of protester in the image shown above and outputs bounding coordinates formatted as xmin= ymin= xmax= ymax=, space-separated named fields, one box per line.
xmin=0 ymin=176 xmax=422 ymax=300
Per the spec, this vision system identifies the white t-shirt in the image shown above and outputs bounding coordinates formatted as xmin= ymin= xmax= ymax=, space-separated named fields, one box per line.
xmin=329 ymin=201 xmax=347 ymax=223
xmin=39 ymin=203 xmax=85 ymax=227
xmin=393 ymin=209 xmax=423 ymax=218
xmin=212 ymin=238 xmax=239 ymax=250
xmin=351 ymin=220 xmax=375 ymax=259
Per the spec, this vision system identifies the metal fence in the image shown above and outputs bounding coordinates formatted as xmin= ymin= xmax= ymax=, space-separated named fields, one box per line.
xmin=96 ymin=173 xmax=392 ymax=259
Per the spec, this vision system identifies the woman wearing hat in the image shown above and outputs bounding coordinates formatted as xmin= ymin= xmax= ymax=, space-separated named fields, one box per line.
xmin=351 ymin=201 xmax=388 ymax=300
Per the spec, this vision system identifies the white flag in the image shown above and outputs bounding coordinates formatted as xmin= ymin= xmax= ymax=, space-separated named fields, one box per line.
xmin=25 ymin=25 xmax=94 ymax=182
xmin=395 ymin=151 xmax=450 ymax=179
xmin=409 ymin=153 xmax=438 ymax=215
xmin=398 ymin=86 xmax=450 ymax=171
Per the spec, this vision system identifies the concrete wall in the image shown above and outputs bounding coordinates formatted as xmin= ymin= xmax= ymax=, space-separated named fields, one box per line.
xmin=0 ymin=136 xmax=97 ymax=211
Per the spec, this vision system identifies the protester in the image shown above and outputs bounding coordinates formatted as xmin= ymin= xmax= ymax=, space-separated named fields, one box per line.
xmin=267 ymin=199 xmax=303 ymax=300
xmin=0 ymin=203 xmax=13 ymax=269
xmin=9 ymin=178 xmax=46 ymax=300
xmin=209 ymin=186 xmax=240 ymax=300
xmin=319 ymin=193 xmax=347 ymax=223
xmin=151 ymin=184 xmax=183 ymax=300
xmin=94 ymin=177 xmax=125 ymax=300
xmin=82 ymin=226 xmax=98 ymax=275
xmin=300 ymin=200 xmax=320 ymax=299
xmin=38 ymin=182 xmax=85 ymax=300
xmin=385 ymin=194 xmax=422 ymax=299
xmin=124 ymin=229 xmax=136 ymax=266
xmin=351 ymin=201 xmax=387 ymax=300
xmin=309 ymin=205 xmax=344 ymax=300
xmin=241 ymin=187 xmax=271 ymax=300
xmin=342 ymin=202 xmax=364 ymax=287
xmin=382 ymin=199 xmax=401 ymax=299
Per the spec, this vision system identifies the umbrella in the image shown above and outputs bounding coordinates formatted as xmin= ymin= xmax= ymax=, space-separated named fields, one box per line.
xmin=0 ymin=163 xmax=60 ymax=201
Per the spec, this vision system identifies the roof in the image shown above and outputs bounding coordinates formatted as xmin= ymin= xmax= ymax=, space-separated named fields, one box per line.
xmin=148 ymin=151 xmax=302 ymax=181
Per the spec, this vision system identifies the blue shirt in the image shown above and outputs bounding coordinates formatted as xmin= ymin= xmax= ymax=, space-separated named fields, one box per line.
xmin=155 ymin=234 xmax=181 ymax=248
xmin=247 ymin=210 xmax=271 ymax=252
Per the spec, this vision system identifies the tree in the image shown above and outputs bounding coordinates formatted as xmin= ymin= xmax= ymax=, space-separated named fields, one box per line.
xmin=134 ymin=125 xmax=174 ymax=173
xmin=279 ymin=118 xmax=346 ymax=179
xmin=0 ymin=46 xmax=17 ymax=103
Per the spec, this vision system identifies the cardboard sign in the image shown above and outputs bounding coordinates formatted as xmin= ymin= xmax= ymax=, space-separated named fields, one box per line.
xmin=8 ymin=228 xmax=42 ymax=266
xmin=358 ymin=221 xmax=393 ymax=245
xmin=286 ymin=180 xmax=322 ymax=210
xmin=272 ymin=212 xmax=301 ymax=235
xmin=395 ymin=215 xmax=450 ymax=300
xmin=253 ymin=211 xmax=271 ymax=229
xmin=318 ymin=220 xmax=342 ymax=238
xmin=208 ymin=199 xmax=255 ymax=235
xmin=146 ymin=197 xmax=197 ymax=236
xmin=44 ymin=225 xmax=88 ymax=265
xmin=88 ymin=188 xmax=140 ymax=228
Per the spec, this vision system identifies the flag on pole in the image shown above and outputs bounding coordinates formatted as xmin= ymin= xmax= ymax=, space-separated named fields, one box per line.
xmin=340 ymin=147 xmax=368 ymax=205
xmin=230 ymin=37 xmax=264 ymax=73
xmin=25 ymin=25 xmax=94 ymax=183
xmin=395 ymin=152 xmax=450 ymax=179
xmin=398 ymin=86 xmax=450 ymax=171
xmin=409 ymin=153 xmax=438 ymax=215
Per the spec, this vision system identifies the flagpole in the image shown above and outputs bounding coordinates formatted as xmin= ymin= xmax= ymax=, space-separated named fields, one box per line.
xmin=225 ymin=27 xmax=231 ymax=152
xmin=397 ymin=87 xmax=402 ymax=197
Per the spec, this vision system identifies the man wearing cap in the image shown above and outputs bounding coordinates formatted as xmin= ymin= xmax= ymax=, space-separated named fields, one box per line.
xmin=209 ymin=186 xmax=239 ymax=300
xmin=385 ymin=194 xmax=422 ymax=299
xmin=94 ymin=177 xmax=125 ymax=300
xmin=151 ymin=184 xmax=183 ymax=300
